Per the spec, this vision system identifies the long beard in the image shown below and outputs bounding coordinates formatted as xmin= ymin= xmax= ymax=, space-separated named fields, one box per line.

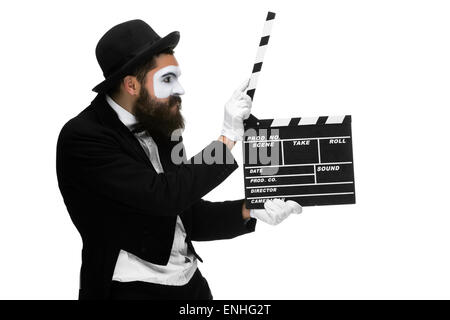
xmin=133 ymin=86 xmax=184 ymax=141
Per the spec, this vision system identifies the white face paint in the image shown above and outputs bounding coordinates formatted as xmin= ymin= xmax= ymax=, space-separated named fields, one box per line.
xmin=152 ymin=65 xmax=185 ymax=98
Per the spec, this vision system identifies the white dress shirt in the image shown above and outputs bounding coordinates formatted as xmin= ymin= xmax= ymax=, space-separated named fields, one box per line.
xmin=106 ymin=94 xmax=198 ymax=286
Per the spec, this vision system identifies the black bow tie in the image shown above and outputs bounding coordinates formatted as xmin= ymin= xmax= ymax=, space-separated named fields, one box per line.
xmin=131 ymin=124 xmax=146 ymax=134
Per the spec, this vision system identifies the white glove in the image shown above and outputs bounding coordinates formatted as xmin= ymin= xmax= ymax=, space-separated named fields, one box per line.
xmin=220 ymin=79 xmax=253 ymax=141
xmin=250 ymin=199 xmax=302 ymax=226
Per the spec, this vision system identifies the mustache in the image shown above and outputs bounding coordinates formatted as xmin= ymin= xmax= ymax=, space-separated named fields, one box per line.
xmin=168 ymin=95 xmax=182 ymax=109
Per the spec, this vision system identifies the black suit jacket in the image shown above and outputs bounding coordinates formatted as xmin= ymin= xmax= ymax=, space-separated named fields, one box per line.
xmin=56 ymin=93 xmax=256 ymax=300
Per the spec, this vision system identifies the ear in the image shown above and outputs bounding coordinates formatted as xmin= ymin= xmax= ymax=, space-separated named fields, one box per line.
xmin=122 ymin=75 xmax=140 ymax=96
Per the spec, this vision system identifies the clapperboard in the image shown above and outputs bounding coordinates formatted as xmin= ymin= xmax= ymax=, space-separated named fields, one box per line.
xmin=241 ymin=11 xmax=356 ymax=209
xmin=242 ymin=116 xmax=356 ymax=209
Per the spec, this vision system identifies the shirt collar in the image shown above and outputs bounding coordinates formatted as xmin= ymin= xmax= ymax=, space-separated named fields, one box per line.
xmin=105 ymin=94 xmax=138 ymax=131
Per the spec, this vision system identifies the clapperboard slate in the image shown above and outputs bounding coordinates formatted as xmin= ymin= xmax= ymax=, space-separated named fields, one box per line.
xmin=243 ymin=115 xmax=356 ymax=209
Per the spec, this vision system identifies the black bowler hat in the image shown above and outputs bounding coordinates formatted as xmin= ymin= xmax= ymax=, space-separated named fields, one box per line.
xmin=92 ymin=19 xmax=180 ymax=93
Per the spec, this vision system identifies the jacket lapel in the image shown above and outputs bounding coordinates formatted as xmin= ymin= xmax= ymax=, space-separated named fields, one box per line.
xmin=91 ymin=93 xmax=153 ymax=167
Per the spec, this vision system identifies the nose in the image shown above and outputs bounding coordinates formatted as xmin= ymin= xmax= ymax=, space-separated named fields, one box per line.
xmin=172 ymin=80 xmax=185 ymax=96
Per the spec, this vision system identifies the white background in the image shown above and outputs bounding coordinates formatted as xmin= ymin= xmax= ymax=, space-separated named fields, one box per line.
xmin=1 ymin=0 xmax=449 ymax=299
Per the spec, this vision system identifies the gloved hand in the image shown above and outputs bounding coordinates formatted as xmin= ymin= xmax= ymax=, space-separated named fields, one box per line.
xmin=250 ymin=199 xmax=302 ymax=226
xmin=220 ymin=79 xmax=253 ymax=141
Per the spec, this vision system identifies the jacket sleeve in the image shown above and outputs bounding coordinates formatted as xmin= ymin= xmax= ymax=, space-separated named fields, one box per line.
xmin=189 ymin=198 xmax=257 ymax=241
xmin=56 ymin=118 xmax=239 ymax=217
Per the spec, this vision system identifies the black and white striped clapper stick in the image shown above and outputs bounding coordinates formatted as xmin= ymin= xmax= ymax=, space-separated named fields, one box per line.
xmin=246 ymin=11 xmax=276 ymax=102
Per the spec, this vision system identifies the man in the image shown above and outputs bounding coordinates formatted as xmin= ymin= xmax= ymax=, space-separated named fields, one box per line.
xmin=56 ymin=19 xmax=302 ymax=300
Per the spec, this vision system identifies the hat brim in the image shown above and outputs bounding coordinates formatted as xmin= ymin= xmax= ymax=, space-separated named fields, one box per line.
xmin=92 ymin=31 xmax=180 ymax=93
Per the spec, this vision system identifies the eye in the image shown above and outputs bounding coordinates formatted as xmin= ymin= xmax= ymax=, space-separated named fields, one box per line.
xmin=163 ymin=76 xmax=172 ymax=83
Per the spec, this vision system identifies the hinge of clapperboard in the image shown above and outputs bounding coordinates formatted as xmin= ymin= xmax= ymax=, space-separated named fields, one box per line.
xmin=244 ymin=11 xmax=276 ymax=128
